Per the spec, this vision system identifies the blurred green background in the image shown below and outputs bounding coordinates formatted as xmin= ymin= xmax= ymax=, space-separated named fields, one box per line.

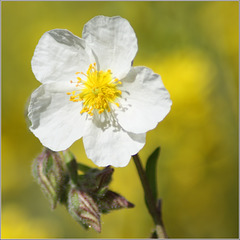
xmin=1 ymin=1 xmax=238 ymax=238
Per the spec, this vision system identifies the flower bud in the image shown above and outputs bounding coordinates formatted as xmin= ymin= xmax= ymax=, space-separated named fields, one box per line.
xmin=68 ymin=187 xmax=101 ymax=232
xmin=79 ymin=166 xmax=114 ymax=196
xmin=96 ymin=190 xmax=134 ymax=214
xmin=32 ymin=148 xmax=67 ymax=209
xmin=95 ymin=166 xmax=114 ymax=195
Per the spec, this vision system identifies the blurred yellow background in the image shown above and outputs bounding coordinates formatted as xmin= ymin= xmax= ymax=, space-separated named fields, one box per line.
xmin=1 ymin=1 xmax=238 ymax=238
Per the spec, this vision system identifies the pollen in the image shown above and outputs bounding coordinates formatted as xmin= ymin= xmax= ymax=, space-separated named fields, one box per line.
xmin=67 ymin=63 xmax=122 ymax=116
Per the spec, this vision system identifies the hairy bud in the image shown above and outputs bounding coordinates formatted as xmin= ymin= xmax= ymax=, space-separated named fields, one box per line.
xmin=68 ymin=187 xmax=101 ymax=232
xmin=32 ymin=148 xmax=134 ymax=233
xmin=79 ymin=166 xmax=114 ymax=196
xmin=32 ymin=148 xmax=67 ymax=209
xmin=96 ymin=190 xmax=134 ymax=214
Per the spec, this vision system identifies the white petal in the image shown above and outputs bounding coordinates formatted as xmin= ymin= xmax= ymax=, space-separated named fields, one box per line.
xmin=28 ymin=82 xmax=87 ymax=151
xmin=82 ymin=16 xmax=137 ymax=79
xmin=32 ymin=29 xmax=94 ymax=84
xmin=115 ymin=66 xmax=172 ymax=134
xmin=83 ymin=119 xmax=145 ymax=167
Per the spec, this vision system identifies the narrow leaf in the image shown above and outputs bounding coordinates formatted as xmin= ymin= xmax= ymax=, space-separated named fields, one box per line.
xmin=77 ymin=163 xmax=92 ymax=173
xmin=145 ymin=147 xmax=161 ymax=203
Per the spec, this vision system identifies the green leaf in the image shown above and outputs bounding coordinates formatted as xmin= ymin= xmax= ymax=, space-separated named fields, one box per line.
xmin=145 ymin=147 xmax=161 ymax=203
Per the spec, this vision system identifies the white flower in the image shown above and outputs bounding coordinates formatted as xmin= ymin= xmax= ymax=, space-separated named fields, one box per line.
xmin=28 ymin=16 xmax=172 ymax=167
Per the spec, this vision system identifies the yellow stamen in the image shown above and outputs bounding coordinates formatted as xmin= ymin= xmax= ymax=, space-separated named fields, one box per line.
xmin=68 ymin=63 xmax=122 ymax=116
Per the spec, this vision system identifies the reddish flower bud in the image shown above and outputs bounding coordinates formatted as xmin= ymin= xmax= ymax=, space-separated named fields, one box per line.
xmin=68 ymin=187 xmax=101 ymax=232
xmin=32 ymin=148 xmax=67 ymax=209
xmin=97 ymin=190 xmax=134 ymax=214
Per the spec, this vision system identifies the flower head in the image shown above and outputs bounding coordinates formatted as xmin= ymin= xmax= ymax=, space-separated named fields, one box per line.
xmin=28 ymin=16 xmax=172 ymax=167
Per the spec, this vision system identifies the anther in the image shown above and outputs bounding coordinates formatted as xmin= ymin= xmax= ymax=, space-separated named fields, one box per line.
xmin=69 ymin=63 xmax=122 ymax=116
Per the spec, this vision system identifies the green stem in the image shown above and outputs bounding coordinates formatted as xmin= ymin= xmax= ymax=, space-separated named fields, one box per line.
xmin=132 ymin=154 xmax=167 ymax=239
xmin=62 ymin=150 xmax=78 ymax=185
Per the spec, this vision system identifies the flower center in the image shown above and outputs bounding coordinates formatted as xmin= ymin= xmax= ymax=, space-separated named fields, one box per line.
xmin=67 ymin=63 xmax=122 ymax=116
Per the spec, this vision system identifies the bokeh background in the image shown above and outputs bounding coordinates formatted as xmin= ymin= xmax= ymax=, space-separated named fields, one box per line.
xmin=1 ymin=1 xmax=239 ymax=238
